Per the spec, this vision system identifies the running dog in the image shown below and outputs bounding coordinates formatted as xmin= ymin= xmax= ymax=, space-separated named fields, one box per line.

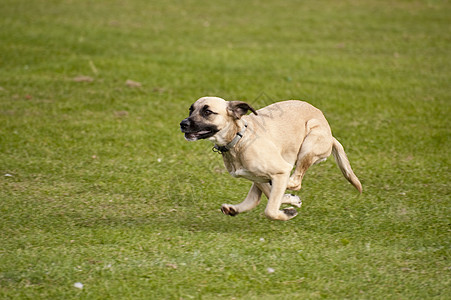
xmin=180 ymin=97 xmax=362 ymax=221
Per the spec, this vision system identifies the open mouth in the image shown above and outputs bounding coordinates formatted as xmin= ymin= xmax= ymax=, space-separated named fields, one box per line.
xmin=184 ymin=130 xmax=216 ymax=141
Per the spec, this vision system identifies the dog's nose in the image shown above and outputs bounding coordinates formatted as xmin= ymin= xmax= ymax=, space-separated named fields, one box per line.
xmin=180 ymin=118 xmax=190 ymax=131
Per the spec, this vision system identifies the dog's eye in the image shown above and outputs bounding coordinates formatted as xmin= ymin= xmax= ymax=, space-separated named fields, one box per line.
xmin=204 ymin=109 xmax=214 ymax=116
xmin=200 ymin=105 xmax=216 ymax=117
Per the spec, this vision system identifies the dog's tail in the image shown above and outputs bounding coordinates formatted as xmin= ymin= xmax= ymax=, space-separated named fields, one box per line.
xmin=332 ymin=137 xmax=362 ymax=193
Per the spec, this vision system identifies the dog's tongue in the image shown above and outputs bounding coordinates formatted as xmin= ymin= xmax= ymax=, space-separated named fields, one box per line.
xmin=185 ymin=130 xmax=211 ymax=141
xmin=197 ymin=130 xmax=210 ymax=135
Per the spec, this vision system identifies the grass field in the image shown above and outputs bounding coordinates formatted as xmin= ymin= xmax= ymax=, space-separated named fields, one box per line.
xmin=1 ymin=0 xmax=450 ymax=298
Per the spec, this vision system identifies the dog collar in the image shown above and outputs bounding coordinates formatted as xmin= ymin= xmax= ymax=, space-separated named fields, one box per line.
xmin=213 ymin=120 xmax=247 ymax=154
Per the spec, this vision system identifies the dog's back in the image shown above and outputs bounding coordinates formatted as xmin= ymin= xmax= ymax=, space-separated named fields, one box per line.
xmin=244 ymin=101 xmax=332 ymax=164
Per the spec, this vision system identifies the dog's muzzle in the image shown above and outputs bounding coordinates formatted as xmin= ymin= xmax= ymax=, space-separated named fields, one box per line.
xmin=180 ymin=118 xmax=218 ymax=141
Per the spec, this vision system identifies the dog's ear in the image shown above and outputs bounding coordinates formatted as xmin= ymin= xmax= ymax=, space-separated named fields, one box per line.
xmin=227 ymin=101 xmax=258 ymax=119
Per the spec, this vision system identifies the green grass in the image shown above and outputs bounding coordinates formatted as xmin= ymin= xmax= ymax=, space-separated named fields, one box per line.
xmin=0 ymin=0 xmax=450 ymax=298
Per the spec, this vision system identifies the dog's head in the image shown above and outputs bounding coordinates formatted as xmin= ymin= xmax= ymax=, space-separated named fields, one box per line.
xmin=180 ymin=97 xmax=257 ymax=142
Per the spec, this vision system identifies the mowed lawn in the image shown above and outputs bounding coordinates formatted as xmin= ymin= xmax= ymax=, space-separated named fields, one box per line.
xmin=0 ymin=0 xmax=450 ymax=298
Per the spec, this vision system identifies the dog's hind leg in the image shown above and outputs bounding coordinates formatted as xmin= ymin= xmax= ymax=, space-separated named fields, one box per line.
xmin=282 ymin=194 xmax=302 ymax=208
xmin=221 ymin=183 xmax=262 ymax=216
xmin=287 ymin=119 xmax=333 ymax=191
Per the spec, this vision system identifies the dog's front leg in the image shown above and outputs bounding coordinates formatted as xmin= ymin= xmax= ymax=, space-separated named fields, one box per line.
xmin=221 ymin=183 xmax=262 ymax=216
xmin=256 ymin=183 xmax=302 ymax=208
xmin=264 ymin=174 xmax=298 ymax=221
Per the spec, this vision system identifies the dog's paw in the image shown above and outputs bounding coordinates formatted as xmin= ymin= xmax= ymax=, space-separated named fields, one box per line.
xmin=221 ymin=204 xmax=238 ymax=216
xmin=282 ymin=207 xmax=298 ymax=218
xmin=286 ymin=177 xmax=302 ymax=191
xmin=282 ymin=194 xmax=302 ymax=208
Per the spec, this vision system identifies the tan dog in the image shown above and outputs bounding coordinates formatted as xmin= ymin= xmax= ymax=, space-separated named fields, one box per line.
xmin=180 ymin=97 xmax=362 ymax=221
